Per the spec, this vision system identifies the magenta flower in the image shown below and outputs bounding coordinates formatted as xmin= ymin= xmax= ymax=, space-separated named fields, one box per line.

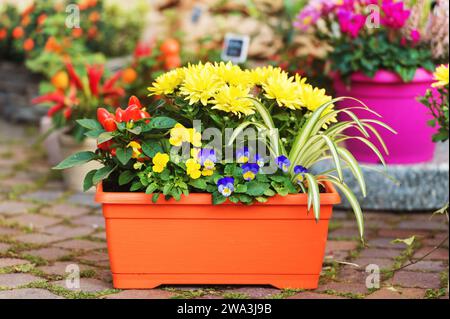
xmin=410 ymin=29 xmax=421 ymax=44
xmin=337 ymin=9 xmax=366 ymax=38
xmin=381 ymin=0 xmax=411 ymax=29
xmin=293 ymin=6 xmax=321 ymax=31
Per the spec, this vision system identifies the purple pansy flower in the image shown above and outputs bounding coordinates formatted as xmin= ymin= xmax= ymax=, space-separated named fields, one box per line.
xmin=217 ymin=177 xmax=235 ymax=197
xmin=241 ymin=163 xmax=260 ymax=181
xmin=276 ymin=155 xmax=291 ymax=173
xmin=236 ymin=147 xmax=250 ymax=164
xmin=198 ymin=148 xmax=217 ymax=170
xmin=294 ymin=165 xmax=309 ymax=184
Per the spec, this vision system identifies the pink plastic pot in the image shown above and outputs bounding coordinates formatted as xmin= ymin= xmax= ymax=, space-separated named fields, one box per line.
xmin=334 ymin=69 xmax=436 ymax=164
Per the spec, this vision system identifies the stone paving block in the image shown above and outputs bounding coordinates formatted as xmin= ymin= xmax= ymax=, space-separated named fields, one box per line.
xmin=366 ymin=287 xmax=425 ymax=299
xmin=0 ymin=258 xmax=30 ymax=268
xmin=52 ymin=278 xmax=112 ymax=292
xmin=316 ymin=282 xmax=369 ymax=296
xmin=14 ymin=233 xmax=65 ymax=245
xmin=66 ymin=193 xmax=100 ymax=208
xmin=414 ymin=247 xmax=449 ymax=261
xmin=0 ymin=226 xmax=20 ymax=236
xmin=392 ymin=271 xmax=442 ymax=289
xmin=0 ymin=273 xmax=43 ymax=288
xmin=43 ymin=204 xmax=91 ymax=218
xmin=77 ymin=251 xmax=109 ymax=262
xmin=398 ymin=220 xmax=448 ymax=231
xmin=53 ymin=239 xmax=106 ymax=251
xmin=0 ymin=288 xmax=63 ymax=299
xmin=223 ymin=287 xmax=280 ymax=299
xmin=0 ymin=201 xmax=35 ymax=215
xmin=378 ymin=229 xmax=430 ymax=239
xmin=367 ymin=238 xmax=404 ymax=249
xmin=21 ymin=190 xmax=64 ymax=202
xmin=44 ymin=225 xmax=94 ymax=238
xmin=104 ymin=289 xmax=176 ymax=299
xmin=91 ymin=232 xmax=106 ymax=241
xmin=328 ymin=228 xmax=360 ymax=239
xmin=337 ymin=266 xmax=367 ymax=283
xmin=423 ymin=234 xmax=449 ymax=248
xmin=38 ymin=262 xmax=94 ymax=276
xmin=288 ymin=292 xmax=348 ymax=299
xmin=351 ymin=257 xmax=395 ymax=270
xmin=401 ymin=260 xmax=446 ymax=272
xmin=22 ymin=247 xmax=71 ymax=261
xmin=359 ymin=248 xmax=403 ymax=259
xmin=7 ymin=214 xmax=60 ymax=230
xmin=0 ymin=242 xmax=11 ymax=253
xmin=73 ymin=214 xmax=105 ymax=229
xmin=326 ymin=240 xmax=358 ymax=253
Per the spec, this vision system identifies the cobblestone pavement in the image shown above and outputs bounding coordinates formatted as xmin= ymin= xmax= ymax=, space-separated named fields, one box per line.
xmin=0 ymin=120 xmax=448 ymax=299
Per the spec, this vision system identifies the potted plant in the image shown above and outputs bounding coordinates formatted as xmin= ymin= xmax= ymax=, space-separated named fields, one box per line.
xmin=55 ymin=62 xmax=389 ymax=289
xmin=33 ymin=59 xmax=125 ymax=191
xmin=294 ymin=0 xmax=438 ymax=164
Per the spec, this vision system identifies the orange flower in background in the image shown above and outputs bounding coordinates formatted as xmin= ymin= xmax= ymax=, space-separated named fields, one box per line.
xmin=164 ymin=54 xmax=181 ymax=70
xmin=88 ymin=26 xmax=98 ymax=39
xmin=72 ymin=28 xmax=83 ymax=38
xmin=89 ymin=11 xmax=101 ymax=23
xmin=160 ymin=38 xmax=180 ymax=56
xmin=21 ymin=15 xmax=31 ymax=27
xmin=122 ymin=68 xmax=138 ymax=84
xmin=0 ymin=28 xmax=7 ymax=40
xmin=45 ymin=36 xmax=62 ymax=53
xmin=23 ymin=38 xmax=34 ymax=51
xmin=12 ymin=27 xmax=24 ymax=39
xmin=51 ymin=71 xmax=69 ymax=90
xmin=79 ymin=0 xmax=97 ymax=10
xmin=21 ymin=4 xmax=34 ymax=17
xmin=37 ymin=14 xmax=47 ymax=26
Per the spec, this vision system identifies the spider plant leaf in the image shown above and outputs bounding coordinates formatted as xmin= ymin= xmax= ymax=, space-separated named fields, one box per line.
xmin=304 ymin=173 xmax=320 ymax=222
xmin=321 ymin=135 xmax=344 ymax=182
xmin=337 ymin=147 xmax=367 ymax=197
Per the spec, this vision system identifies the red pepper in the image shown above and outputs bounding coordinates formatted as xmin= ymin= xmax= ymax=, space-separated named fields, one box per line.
xmin=65 ymin=61 xmax=83 ymax=90
xmin=115 ymin=108 xmax=125 ymax=122
xmin=87 ymin=64 xmax=104 ymax=97
xmin=98 ymin=140 xmax=111 ymax=151
xmin=103 ymin=118 xmax=117 ymax=132
xmin=128 ymin=95 xmax=143 ymax=109
xmin=32 ymin=92 xmax=65 ymax=105
xmin=63 ymin=107 xmax=72 ymax=119
xmin=47 ymin=103 xmax=64 ymax=117
xmin=110 ymin=148 xmax=117 ymax=157
xmin=124 ymin=105 xmax=142 ymax=122
xmin=97 ymin=108 xmax=112 ymax=125
xmin=102 ymin=70 xmax=123 ymax=91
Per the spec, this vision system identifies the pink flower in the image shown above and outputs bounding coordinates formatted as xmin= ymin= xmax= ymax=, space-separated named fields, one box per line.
xmin=293 ymin=7 xmax=321 ymax=31
xmin=381 ymin=0 xmax=411 ymax=29
xmin=410 ymin=29 xmax=421 ymax=44
xmin=338 ymin=9 xmax=366 ymax=38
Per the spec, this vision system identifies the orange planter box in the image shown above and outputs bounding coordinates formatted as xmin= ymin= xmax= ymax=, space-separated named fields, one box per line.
xmin=96 ymin=182 xmax=341 ymax=289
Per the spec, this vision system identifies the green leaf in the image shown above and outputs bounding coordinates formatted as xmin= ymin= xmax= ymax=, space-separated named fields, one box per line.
xmin=76 ymin=119 xmax=103 ymax=131
xmin=130 ymin=181 xmax=143 ymax=192
xmin=84 ymin=129 xmax=105 ymax=139
xmin=83 ymin=169 xmax=97 ymax=192
xmin=304 ymin=173 xmax=320 ymax=222
xmin=152 ymin=193 xmax=160 ymax=203
xmin=97 ymin=132 xmax=114 ymax=144
xmin=148 ymin=116 xmax=177 ymax=129
xmin=228 ymin=195 xmax=239 ymax=203
xmin=142 ymin=140 xmax=163 ymax=157
xmin=119 ymin=171 xmax=136 ymax=186
xmin=53 ymin=151 xmax=96 ymax=170
xmin=145 ymin=183 xmax=159 ymax=194
xmin=116 ymin=147 xmax=133 ymax=166
xmin=263 ymin=189 xmax=276 ymax=196
xmin=391 ymin=236 xmax=416 ymax=247
xmin=255 ymin=196 xmax=268 ymax=203
xmin=189 ymin=179 xmax=207 ymax=190
xmin=246 ymin=181 xmax=270 ymax=196
xmin=127 ymin=126 xmax=142 ymax=135
xmin=235 ymin=184 xmax=248 ymax=193
xmin=92 ymin=165 xmax=117 ymax=185
xmin=213 ymin=192 xmax=227 ymax=205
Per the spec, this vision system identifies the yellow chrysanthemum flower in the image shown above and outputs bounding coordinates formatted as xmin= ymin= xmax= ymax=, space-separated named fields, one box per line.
xmin=127 ymin=141 xmax=142 ymax=159
xmin=186 ymin=158 xmax=201 ymax=179
xmin=250 ymin=66 xmax=287 ymax=86
xmin=432 ymin=64 xmax=449 ymax=88
xmin=152 ymin=152 xmax=170 ymax=173
xmin=148 ymin=68 xmax=185 ymax=96
xmin=169 ymin=123 xmax=191 ymax=147
xmin=213 ymin=61 xmax=252 ymax=87
xmin=263 ymin=72 xmax=303 ymax=110
xmin=320 ymin=105 xmax=338 ymax=129
xmin=211 ymin=85 xmax=255 ymax=117
xmin=179 ymin=63 xmax=222 ymax=106
xmin=298 ymin=84 xmax=333 ymax=111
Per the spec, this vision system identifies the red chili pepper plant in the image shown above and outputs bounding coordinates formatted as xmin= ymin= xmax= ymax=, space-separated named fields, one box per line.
xmin=32 ymin=59 xmax=125 ymax=141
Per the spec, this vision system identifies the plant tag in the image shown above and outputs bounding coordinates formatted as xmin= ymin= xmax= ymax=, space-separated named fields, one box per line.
xmin=191 ymin=5 xmax=203 ymax=24
xmin=221 ymin=33 xmax=250 ymax=64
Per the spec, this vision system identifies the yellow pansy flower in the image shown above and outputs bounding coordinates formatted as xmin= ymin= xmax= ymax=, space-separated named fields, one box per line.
xmin=432 ymin=64 xmax=449 ymax=88
xmin=169 ymin=123 xmax=191 ymax=146
xmin=127 ymin=141 xmax=142 ymax=159
xmin=186 ymin=158 xmax=201 ymax=179
xmin=152 ymin=152 xmax=170 ymax=173
xmin=148 ymin=68 xmax=185 ymax=96
xmin=189 ymin=128 xmax=202 ymax=147
xmin=211 ymin=85 xmax=255 ymax=118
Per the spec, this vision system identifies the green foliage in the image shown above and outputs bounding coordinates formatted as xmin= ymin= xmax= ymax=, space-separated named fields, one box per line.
xmin=418 ymin=85 xmax=449 ymax=143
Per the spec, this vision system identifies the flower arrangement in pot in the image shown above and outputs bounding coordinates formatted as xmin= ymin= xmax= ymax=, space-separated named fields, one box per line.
xmin=33 ymin=59 xmax=125 ymax=191
xmin=294 ymin=0 xmax=439 ymax=164
xmin=55 ymin=62 xmax=390 ymax=289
